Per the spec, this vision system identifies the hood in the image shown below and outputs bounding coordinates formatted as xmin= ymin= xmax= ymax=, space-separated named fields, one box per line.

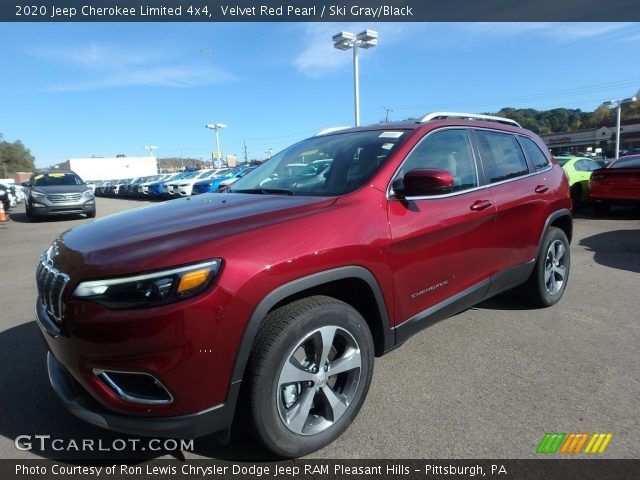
xmin=53 ymin=193 xmax=337 ymax=280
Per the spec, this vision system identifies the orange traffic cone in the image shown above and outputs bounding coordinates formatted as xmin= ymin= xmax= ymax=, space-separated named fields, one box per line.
xmin=0 ymin=203 xmax=8 ymax=222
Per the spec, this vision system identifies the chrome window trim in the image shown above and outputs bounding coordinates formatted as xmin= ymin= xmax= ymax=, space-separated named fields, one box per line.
xmin=386 ymin=126 xmax=554 ymax=201
xmin=386 ymin=126 xmax=480 ymax=200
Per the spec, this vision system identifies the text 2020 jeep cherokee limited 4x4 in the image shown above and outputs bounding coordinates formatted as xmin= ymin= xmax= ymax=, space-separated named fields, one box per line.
xmin=36 ymin=112 xmax=572 ymax=457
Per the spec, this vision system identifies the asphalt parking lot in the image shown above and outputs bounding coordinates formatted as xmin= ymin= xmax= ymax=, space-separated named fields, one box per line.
xmin=0 ymin=197 xmax=638 ymax=460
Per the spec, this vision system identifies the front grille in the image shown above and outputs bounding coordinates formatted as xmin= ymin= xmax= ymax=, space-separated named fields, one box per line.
xmin=47 ymin=193 xmax=82 ymax=203
xmin=36 ymin=260 xmax=70 ymax=323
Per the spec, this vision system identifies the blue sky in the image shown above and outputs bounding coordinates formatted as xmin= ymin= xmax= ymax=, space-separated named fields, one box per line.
xmin=1 ymin=22 xmax=639 ymax=168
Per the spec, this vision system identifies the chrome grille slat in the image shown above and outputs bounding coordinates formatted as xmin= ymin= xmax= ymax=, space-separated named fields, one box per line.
xmin=47 ymin=193 xmax=82 ymax=203
xmin=36 ymin=257 xmax=70 ymax=324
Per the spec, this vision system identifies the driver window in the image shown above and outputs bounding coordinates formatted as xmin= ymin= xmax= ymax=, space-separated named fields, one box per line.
xmin=400 ymin=129 xmax=478 ymax=191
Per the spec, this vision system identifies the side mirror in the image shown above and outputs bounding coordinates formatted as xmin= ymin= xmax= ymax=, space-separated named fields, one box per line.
xmin=392 ymin=168 xmax=454 ymax=199
xmin=22 ymin=181 xmax=31 ymax=187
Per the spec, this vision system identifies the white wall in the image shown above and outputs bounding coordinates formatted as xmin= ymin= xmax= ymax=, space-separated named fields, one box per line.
xmin=69 ymin=157 xmax=158 ymax=181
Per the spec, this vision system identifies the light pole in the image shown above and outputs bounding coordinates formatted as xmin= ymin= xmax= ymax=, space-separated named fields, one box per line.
xmin=205 ymin=123 xmax=227 ymax=168
xmin=332 ymin=29 xmax=378 ymax=127
xmin=144 ymin=145 xmax=159 ymax=172
xmin=604 ymin=92 xmax=638 ymax=159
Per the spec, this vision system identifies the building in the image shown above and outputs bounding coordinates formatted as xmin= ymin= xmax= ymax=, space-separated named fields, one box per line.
xmin=58 ymin=156 xmax=158 ymax=181
xmin=541 ymin=118 xmax=640 ymax=158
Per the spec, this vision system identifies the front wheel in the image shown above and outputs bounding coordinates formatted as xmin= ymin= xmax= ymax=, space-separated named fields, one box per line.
xmin=521 ymin=227 xmax=570 ymax=307
xmin=244 ymin=296 xmax=374 ymax=457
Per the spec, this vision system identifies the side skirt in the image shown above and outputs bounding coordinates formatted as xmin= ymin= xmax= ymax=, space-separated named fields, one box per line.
xmin=393 ymin=260 xmax=536 ymax=345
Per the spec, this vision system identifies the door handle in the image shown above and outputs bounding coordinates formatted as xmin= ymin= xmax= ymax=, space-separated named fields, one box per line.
xmin=470 ymin=200 xmax=493 ymax=211
xmin=535 ymin=185 xmax=548 ymax=193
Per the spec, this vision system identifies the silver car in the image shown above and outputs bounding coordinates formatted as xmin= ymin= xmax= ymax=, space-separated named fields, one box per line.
xmin=24 ymin=170 xmax=96 ymax=221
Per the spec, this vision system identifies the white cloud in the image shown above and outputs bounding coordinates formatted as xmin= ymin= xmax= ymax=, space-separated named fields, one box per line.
xmin=28 ymin=42 xmax=237 ymax=91
xmin=48 ymin=65 xmax=237 ymax=92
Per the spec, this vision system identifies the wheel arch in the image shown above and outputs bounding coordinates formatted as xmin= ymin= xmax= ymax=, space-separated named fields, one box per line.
xmin=230 ymin=266 xmax=394 ymax=385
xmin=538 ymin=209 xmax=572 ymax=255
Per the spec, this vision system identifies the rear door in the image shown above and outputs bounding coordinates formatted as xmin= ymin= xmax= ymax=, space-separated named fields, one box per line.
xmin=473 ymin=129 xmax=551 ymax=274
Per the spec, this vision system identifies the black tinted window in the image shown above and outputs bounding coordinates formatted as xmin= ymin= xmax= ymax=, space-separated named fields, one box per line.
xmin=400 ymin=129 xmax=478 ymax=191
xmin=519 ymin=136 xmax=550 ymax=171
xmin=475 ymin=130 xmax=529 ymax=183
xmin=32 ymin=172 xmax=84 ymax=186
xmin=612 ymin=156 xmax=640 ymax=169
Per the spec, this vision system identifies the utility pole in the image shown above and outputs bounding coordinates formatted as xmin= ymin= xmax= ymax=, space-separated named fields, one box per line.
xmin=243 ymin=141 xmax=248 ymax=164
xmin=383 ymin=106 xmax=393 ymax=123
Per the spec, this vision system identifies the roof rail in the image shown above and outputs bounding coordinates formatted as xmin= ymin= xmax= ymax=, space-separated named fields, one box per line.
xmin=418 ymin=112 xmax=521 ymax=128
xmin=315 ymin=126 xmax=350 ymax=136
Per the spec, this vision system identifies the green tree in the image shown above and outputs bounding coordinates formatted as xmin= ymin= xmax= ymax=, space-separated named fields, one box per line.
xmin=0 ymin=134 xmax=36 ymax=175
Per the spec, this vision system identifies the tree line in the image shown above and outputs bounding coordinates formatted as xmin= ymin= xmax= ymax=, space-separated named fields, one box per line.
xmin=0 ymin=134 xmax=36 ymax=176
xmin=491 ymin=100 xmax=640 ymax=135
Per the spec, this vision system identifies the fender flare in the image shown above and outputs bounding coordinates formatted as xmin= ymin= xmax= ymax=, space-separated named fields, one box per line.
xmin=535 ymin=208 xmax=572 ymax=259
xmin=229 ymin=265 xmax=393 ymax=385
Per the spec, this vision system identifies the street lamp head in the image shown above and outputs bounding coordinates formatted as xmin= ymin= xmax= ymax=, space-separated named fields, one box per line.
xmin=333 ymin=31 xmax=356 ymax=50
xmin=356 ymin=29 xmax=378 ymax=49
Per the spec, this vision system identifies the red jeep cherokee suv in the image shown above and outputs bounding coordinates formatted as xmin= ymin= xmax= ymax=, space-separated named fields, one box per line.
xmin=36 ymin=113 xmax=572 ymax=457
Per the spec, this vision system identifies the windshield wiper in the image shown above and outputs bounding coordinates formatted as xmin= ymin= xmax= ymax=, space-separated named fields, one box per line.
xmin=233 ymin=188 xmax=295 ymax=196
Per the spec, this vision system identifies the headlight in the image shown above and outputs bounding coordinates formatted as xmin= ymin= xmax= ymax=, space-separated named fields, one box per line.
xmin=83 ymin=189 xmax=94 ymax=197
xmin=73 ymin=259 xmax=221 ymax=310
xmin=0 ymin=189 xmax=5 ymax=195
xmin=31 ymin=190 xmax=46 ymax=199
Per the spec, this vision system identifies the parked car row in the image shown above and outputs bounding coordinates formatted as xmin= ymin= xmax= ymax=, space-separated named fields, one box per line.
xmin=556 ymin=154 xmax=640 ymax=213
xmin=0 ymin=182 xmax=26 ymax=211
xmin=93 ymin=165 xmax=258 ymax=200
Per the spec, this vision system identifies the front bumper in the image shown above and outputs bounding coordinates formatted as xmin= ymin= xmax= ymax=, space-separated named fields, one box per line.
xmin=31 ymin=200 xmax=95 ymax=216
xmin=47 ymin=352 xmax=238 ymax=438
xmin=35 ymin=277 xmax=254 ymax=437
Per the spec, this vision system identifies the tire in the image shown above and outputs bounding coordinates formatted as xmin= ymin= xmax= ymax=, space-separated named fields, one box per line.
xmin=244 ymin=295 xmax=374 ymax=457
xmin=521 ymin=227 xmax=570 ymax=307
xmin=86 ymin=209 xmax=96 ymax=218
xmin=593 ymin=202 xmax=610 ymax=215
xmin=26 ymin=205 xmax=39 ymax=222
xmin=570 ymin=184 xmax=582 ymax=210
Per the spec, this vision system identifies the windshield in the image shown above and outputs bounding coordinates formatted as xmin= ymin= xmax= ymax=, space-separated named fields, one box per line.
xmin=33 ymin=172 xmax=84 ymax=187
xmin=194 ymin=169 xmax=214 ymax=179
xmin=612 ymin=156 xmax=640 ymax=169
xmin=231 ymin=130 xmax=408 ymax=196
xmin=212 ymin=168 xmax=232 ymax=178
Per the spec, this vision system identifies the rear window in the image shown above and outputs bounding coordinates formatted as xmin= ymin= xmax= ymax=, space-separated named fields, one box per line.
xmin=519 ymin=136 xmax=551 ymax=171
xmin=612 ymin=156 xmax=640 ymax=169
xmin=33 ymin=172 xmax=84 ymax=187
xmin=475 ymin=130 xmax=529 ymax=183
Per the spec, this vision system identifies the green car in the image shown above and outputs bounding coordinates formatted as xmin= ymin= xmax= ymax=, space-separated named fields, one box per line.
xmin=555 ymin=156 xmax=602 ymax=208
